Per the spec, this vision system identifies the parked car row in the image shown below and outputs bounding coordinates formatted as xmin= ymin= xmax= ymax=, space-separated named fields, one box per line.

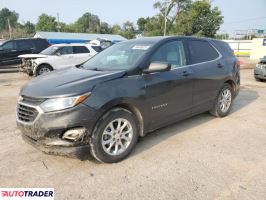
xmin=19 ymin=43 xmax=101 ymax=76
xmin=0 ymin=38 xmax=108 ymax=75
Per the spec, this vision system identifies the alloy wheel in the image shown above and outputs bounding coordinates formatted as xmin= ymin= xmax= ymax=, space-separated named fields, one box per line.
xmin=219 ymin=89 xmax=232 ymax=113
xmin=101 ymin=118 xmax=133 ymax=156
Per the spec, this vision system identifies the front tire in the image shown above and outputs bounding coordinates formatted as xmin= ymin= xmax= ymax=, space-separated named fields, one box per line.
xmin=89 ymin=108 xmax=139 ymax=163
xmin=36 ymin=64 xmax=53 ymax=76
xmin=210 ymin=83 xmax=234 ymax=117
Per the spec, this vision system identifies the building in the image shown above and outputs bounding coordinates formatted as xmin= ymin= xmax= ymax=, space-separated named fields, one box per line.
xmin=224 ymin=38 xmax=266 ymax=60
xmin=34 ymin=31 xmax=127 ymax=44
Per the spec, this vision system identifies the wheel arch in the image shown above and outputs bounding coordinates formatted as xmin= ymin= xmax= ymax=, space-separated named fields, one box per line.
xmin=91 ymin=101 xmax=145 ymax=137
xmin=224 ymin=79 xmax=236 ymax=94
xmin=34 ymin=63 xmax=53 ymax=75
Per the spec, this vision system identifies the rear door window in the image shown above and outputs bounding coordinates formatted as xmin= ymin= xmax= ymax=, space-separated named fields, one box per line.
xmin=214 ymin=41 xmax=234 ymax=56
xmin=187 ymin=40 xmax=219 ymax=64
xmin=16 ymin=40 xmax=34 ymax=50
xmin=58 ymin=46 xmax=73 ymax=55
xmin=73 ymin=46 xmax=90 ymax=54
xmin=150 ymin=40 xmax=186 ymax=68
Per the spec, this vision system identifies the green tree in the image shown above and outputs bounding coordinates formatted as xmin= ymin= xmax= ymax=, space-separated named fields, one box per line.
xmin=153 ymin=0 xmax=191 ymax=34
xmin=36 ymin=14 xmax=57 ymax=31
xmin=74 ymin=12 xmax=100 ymax=33
xmin=23 ymin=21 xmax=35 ymax=34
xmin=121 ymin=21 xmax=135 ymax=39
xmin=137 ymin=17 xmax=147 ymax=31
xmin=111 ymin=24 xmax=122 ymax=35
xmin=0 ymin=8 xmax=19 ymax=31
xmin=174 ymin=1 xmax=223 ymax=37
xmin=141 ymin=16 xmax=164 ymax=36
xmin=99 ymin=22 xmax=111 ymax=34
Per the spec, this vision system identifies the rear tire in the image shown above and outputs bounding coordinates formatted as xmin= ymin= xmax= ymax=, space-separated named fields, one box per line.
xmin=36 ymin=64 xmax=53 ymax=76
xmin=89 ymin=108 xmax=139 ymax=163
xmin=255 ymin=78 xmax=262 ymax=82
xmin=210 ymin=83 xmax=234 ymax=117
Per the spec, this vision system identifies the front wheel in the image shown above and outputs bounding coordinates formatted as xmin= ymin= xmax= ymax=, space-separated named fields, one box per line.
xmin=210 ymin=83 xmax=234 ymax=117
xmin=36 ymin=64 xmax=53 ymax=76
xmin=89 ymin=108 xmax=139 ymax=163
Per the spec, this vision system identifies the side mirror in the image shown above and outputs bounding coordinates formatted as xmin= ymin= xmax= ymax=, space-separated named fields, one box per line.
xmin=143 ymin=62 xmax=171 ymax=74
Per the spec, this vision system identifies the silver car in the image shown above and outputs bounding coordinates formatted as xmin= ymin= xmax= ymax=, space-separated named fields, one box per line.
xmin=254 ymin=56 xmax=266 ymax=81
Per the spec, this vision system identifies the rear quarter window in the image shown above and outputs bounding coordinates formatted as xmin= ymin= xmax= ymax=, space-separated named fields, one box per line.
xmin=32 ymin=39 xmax=49 ymax=50
xmin=213 ymin=41 xmax=234 ymax=56
xmin=187 ymin=40 xmax=219 ymax=64
xmin=73 ymin=46 xmax=90 ymax=54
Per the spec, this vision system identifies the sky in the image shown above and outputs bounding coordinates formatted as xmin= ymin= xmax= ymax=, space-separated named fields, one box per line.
xmin=0 ymin=0 xmax=265 ymax=35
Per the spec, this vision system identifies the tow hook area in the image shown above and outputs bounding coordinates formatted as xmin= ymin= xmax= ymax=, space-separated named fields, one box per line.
xmin=62 ymin=127 xmax=88 ymax=142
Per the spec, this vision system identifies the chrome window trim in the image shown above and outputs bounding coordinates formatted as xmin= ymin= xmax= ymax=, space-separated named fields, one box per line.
xmin=128 ymin=40 xmax=223 ymax=77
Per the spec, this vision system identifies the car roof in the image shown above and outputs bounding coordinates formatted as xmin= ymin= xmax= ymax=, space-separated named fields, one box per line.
xmin=52 ymin=43 xmax=87 ymax=47
xmin=128 ymin=36 xmax=219 ymax=44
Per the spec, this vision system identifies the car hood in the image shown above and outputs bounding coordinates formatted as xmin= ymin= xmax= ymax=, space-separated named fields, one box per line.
xmin=20 ymin=67 xmax=126 ymax=98
xmin=18 ymin=54 xmax=48 ymax=59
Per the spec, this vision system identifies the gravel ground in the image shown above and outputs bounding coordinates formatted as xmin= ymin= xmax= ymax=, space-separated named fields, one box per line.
xmin=0 ymin=69 xmax=265 ymax=200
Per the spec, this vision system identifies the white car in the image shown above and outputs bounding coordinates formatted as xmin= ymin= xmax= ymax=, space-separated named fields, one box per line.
xmin=19 ymin=43 xmax=101 ymax=76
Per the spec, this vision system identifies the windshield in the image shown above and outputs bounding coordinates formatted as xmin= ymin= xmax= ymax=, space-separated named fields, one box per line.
xmin=41 ymin=46 xmax=59 ymax=55
xmin=83 ymin=40 xmax=155 ymax=71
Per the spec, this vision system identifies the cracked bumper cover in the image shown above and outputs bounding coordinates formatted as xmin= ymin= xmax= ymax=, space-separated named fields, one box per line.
xmin=17 ymin=103 xmax=97 ymax=159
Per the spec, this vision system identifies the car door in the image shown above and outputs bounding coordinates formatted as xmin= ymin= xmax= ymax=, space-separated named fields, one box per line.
xmin=185 ymin=39 xmax=227 ymax=114
xmin=16 ymin=40 xmax=35 ymax=56
xmin=73 ymin=46 xmax=92 ymax=64
xmin=143 ymin=40 xmax=193 ymax=129
xmin=0 ymin=40 xmax=19 ymax=66
xmin=52 ymin=46 xmax=75 ymax=69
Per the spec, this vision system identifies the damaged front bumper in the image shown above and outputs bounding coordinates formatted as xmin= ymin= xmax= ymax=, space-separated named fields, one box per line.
xmin=22 ymin=134 xmax=90 ymax=160
xmin=16 ymin=100 xmax=97 ymax=159
xmin=18 ymin=58 xmax=36 ymax=76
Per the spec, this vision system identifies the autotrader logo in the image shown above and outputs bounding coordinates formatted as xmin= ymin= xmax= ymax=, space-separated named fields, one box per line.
xmin=0 ymin=188 xmax=54 ymax=199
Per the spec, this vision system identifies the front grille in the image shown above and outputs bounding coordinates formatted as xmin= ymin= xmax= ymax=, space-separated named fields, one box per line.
xmin=17 ymin=103 xmax=39 ymax=122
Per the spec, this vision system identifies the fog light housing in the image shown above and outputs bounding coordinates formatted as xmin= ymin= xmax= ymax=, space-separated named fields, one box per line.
xmin=62 ymin=128 xmax=87 ymax=142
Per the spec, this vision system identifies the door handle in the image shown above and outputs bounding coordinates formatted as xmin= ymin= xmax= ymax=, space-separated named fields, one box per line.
xmin=217 ymin=63 xmax=224 ymax=68
xmin=182 ymin=70 xmax=192 ymax=77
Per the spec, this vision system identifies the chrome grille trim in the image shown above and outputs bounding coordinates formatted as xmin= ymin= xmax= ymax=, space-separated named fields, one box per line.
xmin=16 ymin=101 xmax=43 ymax=125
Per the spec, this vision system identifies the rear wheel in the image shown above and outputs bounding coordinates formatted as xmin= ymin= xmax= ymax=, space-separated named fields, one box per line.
xmin=210 ymin=83 xmax=233 ymax=117
xmin=36 ymin=64 xmax=53 ymax=76
xmin=89 ymin=108 xmax=139 ymax=163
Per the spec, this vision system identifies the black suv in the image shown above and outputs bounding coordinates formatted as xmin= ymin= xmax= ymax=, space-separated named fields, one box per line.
xmin=0 ymin=38 xmax=50 ymax=68
xmin=16 ymin=36 xmax=240 ymax=163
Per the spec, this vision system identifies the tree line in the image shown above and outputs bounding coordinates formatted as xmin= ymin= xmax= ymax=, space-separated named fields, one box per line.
xmin=0 ymin=0 xmax=224 ymax=39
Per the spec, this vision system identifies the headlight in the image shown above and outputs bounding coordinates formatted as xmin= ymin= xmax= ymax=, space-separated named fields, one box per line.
xmin=40 ymin=93 xmax=91 ymax=112
xmin=256 ymin=64 xmax=263 ymax=69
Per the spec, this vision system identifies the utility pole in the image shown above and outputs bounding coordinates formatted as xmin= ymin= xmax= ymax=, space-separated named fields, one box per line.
xmin=7 ymin=18 xmax=12 ymax=39
xmin=164 ymin=3 xmax=169 ymax=36
xmin=56 ymin=13 xmax=61 ymax=32
xmin=163 ymin=6 xmax=168 ymax=36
